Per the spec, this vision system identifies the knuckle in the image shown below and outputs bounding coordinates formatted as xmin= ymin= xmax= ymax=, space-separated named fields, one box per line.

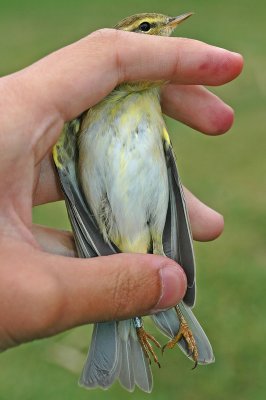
xmin=109 ymin=255 xmax=162 ymax=319
xmin=88 ymin=28 xmax=119 ymax=42
xmin=171 ymin=54 xmax=181 ymax=80
xmin=111 ymin=268 xmax=134 ymax=318
xmin=87 ymin=28 xmax=125 ymax=84
xmin=140 ymin=267 xmax=162 ymax=312
xmin=171 ymin=38 xmax=192 ymax=78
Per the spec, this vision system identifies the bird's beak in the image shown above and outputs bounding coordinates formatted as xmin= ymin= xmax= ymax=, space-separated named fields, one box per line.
xmin=167 ymin=12 xmax=194 ymax=28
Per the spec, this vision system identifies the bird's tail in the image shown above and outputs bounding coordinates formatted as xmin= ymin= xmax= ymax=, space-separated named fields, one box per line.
xmin=152 ymin=301 xmax=215 ymax=364
xmin=79 ymin=320 xmax=153 ymax=393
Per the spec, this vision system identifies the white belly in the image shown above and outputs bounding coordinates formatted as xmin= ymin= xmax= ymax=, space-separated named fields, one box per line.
xmin=79 ymin=89 xmax=169 ymax=253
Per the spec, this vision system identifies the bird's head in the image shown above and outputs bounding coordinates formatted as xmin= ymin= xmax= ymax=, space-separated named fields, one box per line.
xmin=114 ymin=12 xmax=193 ymax=36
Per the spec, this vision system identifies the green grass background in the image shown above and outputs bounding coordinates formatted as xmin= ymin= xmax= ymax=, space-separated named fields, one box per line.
xmin=0 ymin=0 xmax=265 ymax=399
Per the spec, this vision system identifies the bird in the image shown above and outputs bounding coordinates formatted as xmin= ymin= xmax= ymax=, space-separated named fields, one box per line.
xmin=53 ymin=12 xmax=214 ymax=393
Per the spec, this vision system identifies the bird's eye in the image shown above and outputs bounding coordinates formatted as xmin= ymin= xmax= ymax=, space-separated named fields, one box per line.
xmin=139 ymin=21 xmax=151 ymax=32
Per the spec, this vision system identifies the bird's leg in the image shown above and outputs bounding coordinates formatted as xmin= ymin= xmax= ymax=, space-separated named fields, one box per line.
xmin=133 ymin=317 xmax=161 ymax=368
xmin=162 ymin=306 xmax=199 ymax=369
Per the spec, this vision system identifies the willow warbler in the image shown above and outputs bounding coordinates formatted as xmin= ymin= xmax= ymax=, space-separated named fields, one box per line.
xmin=53 ymin=12 xmax=214 ymax=393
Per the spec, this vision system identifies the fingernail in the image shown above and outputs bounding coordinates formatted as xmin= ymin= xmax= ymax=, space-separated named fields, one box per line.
xmin=152 ymin=265 xmax=187 ymax=313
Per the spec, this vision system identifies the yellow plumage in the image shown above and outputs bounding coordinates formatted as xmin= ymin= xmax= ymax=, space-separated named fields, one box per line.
xmin=78 ymin=85 xmax=167 ymax=254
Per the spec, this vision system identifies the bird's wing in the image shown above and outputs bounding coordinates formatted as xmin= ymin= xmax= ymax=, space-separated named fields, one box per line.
xmin=152 ymin=130 xmax=214 ymax=365
xmin=53 ymin=119 xmax=119 ymax=259
xmin=162 ymin=131 xmax=196 ymax=307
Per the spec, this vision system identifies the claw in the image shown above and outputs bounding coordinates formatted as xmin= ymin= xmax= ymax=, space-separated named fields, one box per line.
xmin=162 ymin=306 xmax=199 ymax=368
xmin=136 ymin=326 xmax=161 ymax=368
xmin=192 ymin=360 xmax=198 ymax=370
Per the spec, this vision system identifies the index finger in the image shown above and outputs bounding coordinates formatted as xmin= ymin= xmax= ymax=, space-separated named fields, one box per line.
xmin=114 ymin=31 xmax=243 ymax=86
xmin=12 ymin=29 xmax=243 ymax=124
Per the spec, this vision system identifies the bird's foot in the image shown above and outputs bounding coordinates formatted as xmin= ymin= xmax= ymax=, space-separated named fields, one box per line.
xmin=162 ymin=306 xmax=198 ymax=369
xmin=136 ymin=326 xmax=161 ymax=368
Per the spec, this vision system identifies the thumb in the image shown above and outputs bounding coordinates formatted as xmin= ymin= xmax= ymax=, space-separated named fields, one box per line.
xmin=0 ymin=241 xmax=187 ymax=349
xmin=54 ymin=252 xmax=187 ymax=325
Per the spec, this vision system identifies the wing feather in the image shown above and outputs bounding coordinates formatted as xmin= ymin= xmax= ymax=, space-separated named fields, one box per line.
xmin=163 ymin=140 xmax=196 ymax=306
xmin=53 ymin=120 xmax=119 ymax=258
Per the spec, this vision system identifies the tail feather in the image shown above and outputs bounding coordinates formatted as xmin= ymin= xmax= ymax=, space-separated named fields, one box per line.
xmin=79 ymin=322 xmax=120 ymax=389
xmin=130 ymin=327 xmax=153 ymax=393
xmin=79 ymin=320 xmax=152 ymax=392
xmin=119 ymin=340 xmax=135 ymax=392
xmin=152 ymin=302 xmax=214 ymax=365
xmin=118 ymin=321 xmax=135 ymax=392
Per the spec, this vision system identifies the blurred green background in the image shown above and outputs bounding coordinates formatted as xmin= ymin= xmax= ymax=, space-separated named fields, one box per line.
xmin=0 ymin=0 xmax=265 ymax=399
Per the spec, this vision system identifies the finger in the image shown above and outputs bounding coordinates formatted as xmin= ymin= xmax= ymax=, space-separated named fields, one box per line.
xmin=115 ymin=33 xmax=243 ymax=87
xmin=37 ymin=32 xmax=242 ymax=109
xmin=33 ymin=154 xmax=63 ymax=205
xmin=32 ymin=225 xmax=77 ymax=257
xmin=184 ymin=187 xmax=224 ymax=241
xmin=161 ymin=84 xmax=234 ymax=135
xmin=0 ymin=240 xmax=187 ymax=348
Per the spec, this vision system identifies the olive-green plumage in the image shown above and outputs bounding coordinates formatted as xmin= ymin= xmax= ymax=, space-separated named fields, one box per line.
xmin=53 ymin=12 xmax=214 ymax=394
xmin=114 ymin=12 xmax=193 ymax=35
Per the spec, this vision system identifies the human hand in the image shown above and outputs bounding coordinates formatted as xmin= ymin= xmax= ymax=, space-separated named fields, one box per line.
xmin=0 ymin=29 xmax=243 ymax=351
